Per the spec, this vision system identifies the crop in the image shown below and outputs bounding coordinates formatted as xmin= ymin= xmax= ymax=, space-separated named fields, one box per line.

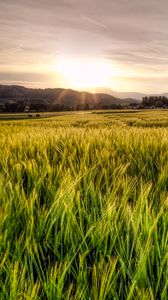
xmin=0 ymin=111 xmax=168 ymax=299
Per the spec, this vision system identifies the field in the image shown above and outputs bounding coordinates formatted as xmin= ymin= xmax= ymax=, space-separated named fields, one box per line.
xmin=0 ymin=110 xmax=168 ymax=299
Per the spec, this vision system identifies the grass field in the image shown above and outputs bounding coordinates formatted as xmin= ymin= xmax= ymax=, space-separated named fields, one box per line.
xmin=0 ymin=110 xmax=168 ymax=299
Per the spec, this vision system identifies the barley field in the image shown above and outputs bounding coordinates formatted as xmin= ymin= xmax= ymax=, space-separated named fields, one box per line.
xmin=0 ymin=110 xmax=168 ymax=299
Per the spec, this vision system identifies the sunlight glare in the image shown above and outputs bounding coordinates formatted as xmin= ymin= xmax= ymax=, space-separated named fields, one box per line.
xmin=56 ymin=57 xmax=117 ymax=89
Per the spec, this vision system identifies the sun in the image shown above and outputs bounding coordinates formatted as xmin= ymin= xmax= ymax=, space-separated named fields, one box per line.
xmin=56 ymin=57 xmax=114 ymax=89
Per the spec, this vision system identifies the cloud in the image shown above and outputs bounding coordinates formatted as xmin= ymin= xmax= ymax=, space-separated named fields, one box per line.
xmin=0 ymin=71 xmax=50 ymax=82
xmin=1 ymin=0 xmax=168 ymax=91
xmin=104 ymin=46 xmax=168 ymax=66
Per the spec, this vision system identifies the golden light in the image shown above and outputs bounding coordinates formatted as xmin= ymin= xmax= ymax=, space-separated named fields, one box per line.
xmin=55 ymin=57 xmax=116 ymax=89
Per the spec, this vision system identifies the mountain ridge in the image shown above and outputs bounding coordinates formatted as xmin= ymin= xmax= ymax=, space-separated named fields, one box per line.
xmin=88 ymin=87 xmax=168 ymax=100
xmin=0 ymin=85 xmax=140 ymax=108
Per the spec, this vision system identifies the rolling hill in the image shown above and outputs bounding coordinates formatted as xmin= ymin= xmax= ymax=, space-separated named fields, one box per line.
xmin=0 ymin=85 xmax=140 ymax=109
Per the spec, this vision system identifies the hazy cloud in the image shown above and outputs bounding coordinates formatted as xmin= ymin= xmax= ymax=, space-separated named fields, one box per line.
xmin=1 ymin=0 xmax=168 ymax=91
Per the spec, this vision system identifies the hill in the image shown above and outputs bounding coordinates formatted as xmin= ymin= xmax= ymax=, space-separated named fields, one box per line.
xmin=88 ymin=87 xmax=145 ymax=100
xmin=0 ymin=85 xmax=140 ymax=112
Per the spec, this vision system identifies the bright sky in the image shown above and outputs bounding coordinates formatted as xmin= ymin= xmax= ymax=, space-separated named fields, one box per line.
xmin=1 ymin=0 xmax=168 ymax=93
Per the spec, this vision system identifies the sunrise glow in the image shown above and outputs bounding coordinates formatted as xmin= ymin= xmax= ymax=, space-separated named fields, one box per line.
xmin=56 ymin=57 xmax=117 ymax=89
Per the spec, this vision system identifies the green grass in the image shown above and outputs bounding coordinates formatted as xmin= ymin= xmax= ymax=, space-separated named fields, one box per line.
xmin=0 ymin=111 xmax=77 ymax=121
xmin=0 ymin=110 xmax=168 ymax=299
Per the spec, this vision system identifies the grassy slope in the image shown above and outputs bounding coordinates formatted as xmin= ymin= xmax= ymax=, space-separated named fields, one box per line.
xmin=0 ymin=111 xmax=168 ymax=299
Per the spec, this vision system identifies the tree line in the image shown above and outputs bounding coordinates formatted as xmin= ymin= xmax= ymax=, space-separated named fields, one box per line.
xmin=0 ymin=101 xmax=124 ymax=113
xmin=142 ymin=96 xmax=168 ymax=108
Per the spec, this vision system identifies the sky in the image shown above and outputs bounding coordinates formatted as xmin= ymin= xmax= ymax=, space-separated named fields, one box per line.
xmin=1 ymin=0 xmax=168 ymax=93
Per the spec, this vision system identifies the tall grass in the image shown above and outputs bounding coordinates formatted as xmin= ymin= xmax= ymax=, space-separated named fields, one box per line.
xmin=0 ymin=112 xmax=168 ymax=299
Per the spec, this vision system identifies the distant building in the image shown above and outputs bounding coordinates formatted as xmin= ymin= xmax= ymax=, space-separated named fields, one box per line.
xmin=0 ymin=104 xmax=5 ymax=112
xmin=24 ymin=105 xmax=30 ymax=112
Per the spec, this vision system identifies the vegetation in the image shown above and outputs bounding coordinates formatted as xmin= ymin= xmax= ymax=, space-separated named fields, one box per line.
xmin=0 ymin=110 xmax=168 ymax=299
xmin=142 ymin=96 xmax=168 ymax=108
xmin=0 ymin=85 xmax=139 ymax=113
